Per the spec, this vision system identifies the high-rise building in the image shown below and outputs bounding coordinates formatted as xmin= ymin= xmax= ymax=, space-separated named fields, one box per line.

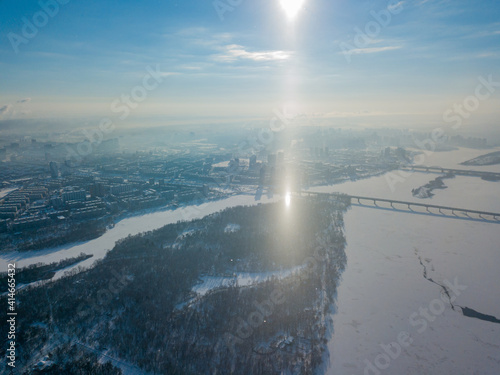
xmin=49 ymin=161 xmax=59 ymax=178
xmin=250 ymin=155 xmax=257 ymax=169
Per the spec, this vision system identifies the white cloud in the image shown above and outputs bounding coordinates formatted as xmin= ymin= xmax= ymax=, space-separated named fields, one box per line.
xmin=214 ymin=45 xmax=292 ymax=62
xmin=482 ymin=30 xmax=500 ymax=36
xmin=388 ymin=1 xmax=405 ymax=12
xmin=348 ymin=45 xmax=402 ymax=55
xmin=180 ymin=65 xmax=203 ymax=70
xmin=474 ymin=52 xmax=500 ymax=59
xmin=170 ymin=28 xmax=236 ymax=48
xmin=175 ymin=27 xmax=210 ymax=37
xmin=160 ymin=72 xmax=181 ymax=77
xmin=467 ymin=29 xmax=500 ymax=38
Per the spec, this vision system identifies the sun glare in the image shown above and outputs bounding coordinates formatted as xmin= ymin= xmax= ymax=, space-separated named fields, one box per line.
xmin=279 ymin=0 xmax=306 ymax=20
xmin=285 ymin=192 xmax=292 ymax=207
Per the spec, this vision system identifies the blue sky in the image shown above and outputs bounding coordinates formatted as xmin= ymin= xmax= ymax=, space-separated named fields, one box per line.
xmin=0 ymin=0 xmax=499 ymax=129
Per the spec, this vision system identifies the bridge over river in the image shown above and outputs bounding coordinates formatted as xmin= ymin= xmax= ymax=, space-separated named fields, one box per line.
xmin=299 ymin=192 xmax=500 ymax=224
xmin=402 ymin=165 xmax=500 ymax=180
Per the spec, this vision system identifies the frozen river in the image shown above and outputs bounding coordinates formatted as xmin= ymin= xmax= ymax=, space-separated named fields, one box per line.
xmin=322 ymin=148 xmax=500 ymax=375
xmin=1 ymin=147 xmax=499 ymax=374
xmin=0 ymin=194 xmax=281 ymax=275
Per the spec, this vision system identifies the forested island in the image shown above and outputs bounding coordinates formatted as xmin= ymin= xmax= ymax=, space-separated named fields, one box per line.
xmin=461 ymin=151 xmax=500 ymax=166
xmin=1 ymin=194 xmax=350 ymax=375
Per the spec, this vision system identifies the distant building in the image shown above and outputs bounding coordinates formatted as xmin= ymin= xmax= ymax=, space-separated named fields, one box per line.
xmin=12 ymin=217 xmax=50 ymax=231
xmin=62 ymin=190 xmax=86 ymax=203
xmin=161 ymin=190 xmax=175 ymax=200
xmin=109 ymin=184 xmax=133 ymax=196
xmin=268 ymin=153 xmax=277 ymax=167
xmin=249 ymin=155 xmax=257 ymax=169
xmin=0 ymin=205 xmax=19 ymax=212
xmin=3 ymin=195 xmax=29 ymax=208
xmin=71 ymin=207 xmax=106 ymax=220
xmin=202 ymin=184 xmax=209 ymax=196
xmin=50 ymin=196 xmax=63 ymax=208
xmin=0 ymin=212 xmax=16 ymax=220
xmin=18 ymin=187 xmax=49 ymax=203
xmin=49 ymin=161 xmax=59 ymax=178
xmin=228 ymin=159 xmax=239 ymax=173
xmin=90 ymin=183 xmax=107 ymax=198
xmin=259 ymin=166 xmax=266 ymax=186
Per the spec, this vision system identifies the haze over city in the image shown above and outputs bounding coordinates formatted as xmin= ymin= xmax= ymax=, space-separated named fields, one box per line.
xmin=1 ymin=1 xmax=500 ymax=374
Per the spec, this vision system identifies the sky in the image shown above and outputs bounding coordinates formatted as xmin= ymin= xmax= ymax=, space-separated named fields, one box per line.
xmin=0 ymin=0 xmax=500 ymax=130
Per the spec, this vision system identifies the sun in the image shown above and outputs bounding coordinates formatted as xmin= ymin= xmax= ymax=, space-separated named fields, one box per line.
xmin=279 ymin=0 xmax=306 ymax=20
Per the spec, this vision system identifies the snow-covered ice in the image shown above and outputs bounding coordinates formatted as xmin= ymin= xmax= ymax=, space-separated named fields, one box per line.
xmin=324 ymin=148 xmax=500 ymax=375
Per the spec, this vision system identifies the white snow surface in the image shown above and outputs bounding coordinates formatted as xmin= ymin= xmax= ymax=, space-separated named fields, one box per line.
xmin=192 ymin=266 xmax=304 ymax=297
xmin=224 ymin=223 xmax=241 ymax=233
xmin=0 ymin=187 xmax=18 ymax=199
